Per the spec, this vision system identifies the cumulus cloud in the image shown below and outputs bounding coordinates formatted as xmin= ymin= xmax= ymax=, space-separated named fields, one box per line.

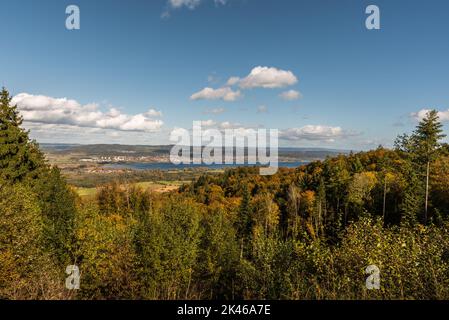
xmin=12 ymin=93 xmax=163 ymax=132
xmin=230 ymin=66 xmax=298 ymax=89
xmin=226 ymin=76 xmax=240 ymax=86
xmin=163 ymin=0 xmax=227 ymax=18
xmin=168 ymin=0 xmax=201 ymax=9
xmin=192 ymin=67 xmax=299 ymax=104
xmin=279 ymin=89 xmax=302 ymax=101
xmin=190 ymin=87 xmax=242 ymax=102
xmin=411 ymin=108 xmax=449 ymax=122
xmin=280 ymin=125 xmax=356 ymax=142
xmin=200 ymin=119 xmax=217 ymax=127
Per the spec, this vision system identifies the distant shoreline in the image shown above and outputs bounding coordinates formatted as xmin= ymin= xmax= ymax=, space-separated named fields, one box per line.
xmin=102 ymin=161 xmax=309 ymax=171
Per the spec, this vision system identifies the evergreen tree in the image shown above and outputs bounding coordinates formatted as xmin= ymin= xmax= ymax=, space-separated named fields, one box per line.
xmin=395 ymin=110 xmax=446 ymax=224
xmin=236 ymin=185 xmax=253 ymax=258
xmin=0 ymin=87 xmax=45 ymax=182
xmin=412 ymin=110 xmax=446 ymax=223
xmin=35 ymin=167 xmax=77 ymax=265
xmin=400 ymin=165 xmax=423 ymax=226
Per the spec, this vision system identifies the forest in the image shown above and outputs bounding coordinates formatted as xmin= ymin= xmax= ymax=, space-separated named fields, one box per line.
xmin=1 ymin=87 xmax=449 ymax=300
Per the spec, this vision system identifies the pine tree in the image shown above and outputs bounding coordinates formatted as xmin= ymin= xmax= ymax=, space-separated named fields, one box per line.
xmin=0 ymin=87 xmax=45 ymax=182
xmin=34 ymin=167 xmax=77 ymax=266
xmin=395 ymin=110 xmax=446 ymax=224
xmin=236 ymin=185 xmax=253 ymax=258
xmin=400 ymin=165 xmax=423 ymax=226
xmin=413 ymin=110 xmax=446 ymax=223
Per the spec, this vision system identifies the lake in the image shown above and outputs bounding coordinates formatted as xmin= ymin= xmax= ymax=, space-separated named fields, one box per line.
xmin=103 ymin=161 xmax=308 ymax=171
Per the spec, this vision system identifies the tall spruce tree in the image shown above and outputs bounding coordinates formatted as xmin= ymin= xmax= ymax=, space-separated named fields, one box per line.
xmin=395 ymin=110 xmax=446 ymax=224
xmin=413 ymin=110 xmax=445 ymax=223
xmin=236 ymin=185 xmax=253 ymax=258
xmin=0 ymin=87 xmax=45 ymax=182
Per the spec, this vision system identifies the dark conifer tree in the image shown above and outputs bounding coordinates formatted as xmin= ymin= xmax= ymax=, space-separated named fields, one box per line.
xmin=0 ymin=87 xmax=45 ymax=182
xmin=236 ymin=184 xmax=253 ymax=258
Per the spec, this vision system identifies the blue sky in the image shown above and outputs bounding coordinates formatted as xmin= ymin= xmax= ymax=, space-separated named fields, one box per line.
xmin=1 ymin=0 xmax=449 ymax=149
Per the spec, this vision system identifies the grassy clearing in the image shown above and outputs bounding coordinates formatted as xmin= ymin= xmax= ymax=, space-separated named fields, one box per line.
xmin=74 ymin=180 xmax=187 ymax=197
xmin=75 ymin=187 xmax=97 ymax=198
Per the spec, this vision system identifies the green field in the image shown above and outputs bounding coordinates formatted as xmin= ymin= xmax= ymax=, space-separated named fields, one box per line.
xmin=74 ymin=180 xmax=187 ymax=198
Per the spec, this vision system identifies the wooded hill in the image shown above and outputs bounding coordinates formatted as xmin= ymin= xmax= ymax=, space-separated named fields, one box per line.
xmin=41 ymin=143 xmax=346 ymax=163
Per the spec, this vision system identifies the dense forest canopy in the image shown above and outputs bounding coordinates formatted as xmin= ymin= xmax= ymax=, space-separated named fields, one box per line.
xmin=1 ymin=87 xmax=449 ymax=300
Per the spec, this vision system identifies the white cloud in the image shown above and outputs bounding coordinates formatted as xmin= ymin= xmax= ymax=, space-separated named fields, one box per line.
xmin=193 ymin=67 xmax=299 ymax=104
xmin=169 ymin=127 xmax=190 ymax=142
xmin=279 ymin=89 xmax=302 ymax=101
xmin=218 ymin=121 xmax=243 ymax=129
xmin=145 ymin=109 xmax=163 ymax=117
xmin=411 ymin=108 xmax=449 ymax=122
xmin=190 ymin=87 xmax=242 ymax=102
xmin=233 ymin=66 xmax=298 ymax=89
xmin=226 ymin=76 xmax=240 ymax=86
xmin=201 ymin=119 xmax=217 ymax=127
xmin=163 ymin=0 xmax=227 ymax=18
xmin=280 ymin=125 xmax=355 ymax=142
xmin=168 ymin=0 xmax=201 ymax=9
xmin=12 ymin=93 xmax=163 ymax=132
